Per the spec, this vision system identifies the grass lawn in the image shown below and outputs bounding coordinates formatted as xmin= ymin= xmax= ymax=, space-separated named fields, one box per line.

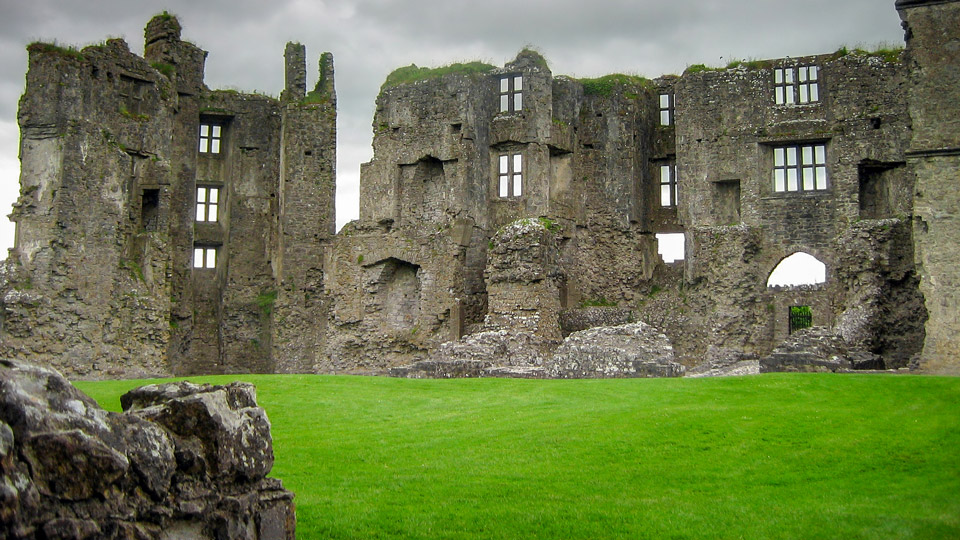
xmin=76 ymin=373 xmax=960 ymax=539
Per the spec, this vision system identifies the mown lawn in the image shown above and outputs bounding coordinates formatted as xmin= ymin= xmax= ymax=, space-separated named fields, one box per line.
xmin=76 ymin=374 xmax=960 ymax=539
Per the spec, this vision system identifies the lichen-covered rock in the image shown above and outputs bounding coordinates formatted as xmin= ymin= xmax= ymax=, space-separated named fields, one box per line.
xmin=391 ymin=329 xmax=558 ymax=378
xmin=0 ymin=358 xmax=294 ymax=540
xmin=546 ymin=322 xmax=685 ymax=378
xmin=686 ymin=346 xmax=761 ymax=378
xmin=122 ymin=381 xmax=274 ymax=481
xmin=760 ymin=327 xmax=885 ymax=372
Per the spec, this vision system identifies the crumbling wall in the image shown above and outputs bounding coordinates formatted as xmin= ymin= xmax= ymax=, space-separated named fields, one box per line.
xmin=0 ymin=358 xmax=295 ymax=539
xmin=2 ymin=37 xmax=177 ymax=379
xmin=2 ymin=15 xmax=337 ymax=379
xmin=672 ymin=50 xmax=923 ymax=365
xmin=898 ymin=0 xmax=960 ymax=374
xmin=272 ymin=48 xmax=338 ymax=374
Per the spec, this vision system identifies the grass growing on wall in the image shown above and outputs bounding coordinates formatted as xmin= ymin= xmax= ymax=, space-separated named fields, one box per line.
xmin=77 ymin=374 xmax=960 ymax=540
xmin=381 ymin=61 xmax=496 ymax=91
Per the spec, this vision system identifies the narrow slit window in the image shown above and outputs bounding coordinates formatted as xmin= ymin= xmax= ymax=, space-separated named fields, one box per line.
xmin=498 ymin=74 xmax=523 ymax=113
xmin=199 ymin=123 xmax=223 ymax=154
xmin=773 ymin=144 xmax=827 ymax=192
xmin=193 ymin=246 xmax=217 ymax=269
xmin=196 ymin=186 xmax=220 ymax=222
xmin=498 ymin=152 xmax=522 ymax=198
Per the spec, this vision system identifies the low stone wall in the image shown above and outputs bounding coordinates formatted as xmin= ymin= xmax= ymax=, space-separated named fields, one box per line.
xmin=0 ymin=359 xmax=295 ymax=540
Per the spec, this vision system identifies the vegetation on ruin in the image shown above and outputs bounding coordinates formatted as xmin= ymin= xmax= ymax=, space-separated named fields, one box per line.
xmin=150 ymin=61 xmax=175 ymax=78
xmin=725 ymin=58 xmax=773 ymax=70
xmin=380 ymin=61 xmax=497 ymax=91
xmin=578 ymin=74 xmax=651 ymax=96
xmin=27 ymin=41 xmax=85 ymax=62
xmin=255 ymin=289 xmax=278 ymax=315
xmin=301 ymin=89 xmax=332 ymax=105
xmin=834 ymin=43 xmax=904 ymax=63
xmin=579 ymin=296 xmax=618 ymax=307
xmin=118 ymin=104 xmax=149 ymax=122
xmin=77 ymin=374 xmax=960 ymax=539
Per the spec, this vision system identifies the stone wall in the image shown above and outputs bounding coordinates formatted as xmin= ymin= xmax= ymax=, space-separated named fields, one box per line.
xmin=4 ymin=2 xmax=959 ymax=378
xmin=0 ymin=358 xmax=295 ymax=539
xmin=898 ymin=0 xmax=960 ymax=374
xmin=1 ymin=14 xmax=337 ymax=379
xmin=3 ymin=37 xmax=178 ymax=380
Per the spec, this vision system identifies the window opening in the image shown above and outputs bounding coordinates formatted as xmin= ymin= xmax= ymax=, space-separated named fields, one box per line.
xmin=715 ymin=180 xmax=741 ymax=225
xmin=498 ymin=152 xmax=522 ymax=198
xmin=499 ymin=75 xmax=523 ymax=113
xmin=767 ymin=252 xmax=826 ymax=287
xmin=655 ymin=233 xmax=685 ymax=263
xmin=789 ymin=305 xmax=813 ymax=334
xmin=193 ymin=246 xmax=217 ymax=269
xmin=141 ymin=188 xmax=159 ymax=232
xmin=119 ymin=75 xmax=149 ymax=116
xmin=774 ymin=65 xmax=819 ymax=105
xmin=773 ymin=144 xmax=827 ymax=192
xmin=199 ymin=123 xmax=222 ymax=154
xmin=659 ymin=93 xmax=675 ymax=126
xmin=859 ymin=162 xmax=902 ymax=219
xmin=196 ymin=186 xmax=220 ymax=222
xmin=659 ymin=162 xmax=678 ymax=207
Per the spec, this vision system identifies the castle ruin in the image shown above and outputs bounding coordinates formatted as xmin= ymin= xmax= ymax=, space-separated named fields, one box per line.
xmin=1 ymin=0 xmax=958 ymax=379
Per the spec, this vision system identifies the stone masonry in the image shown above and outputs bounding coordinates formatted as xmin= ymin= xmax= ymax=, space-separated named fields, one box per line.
xmin=1 ymin=1 xmax=958 ymax=377
xmin=0 ymin=358 xmax=295 ymax=539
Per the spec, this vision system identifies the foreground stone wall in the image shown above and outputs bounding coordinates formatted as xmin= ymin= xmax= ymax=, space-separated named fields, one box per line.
xmin=0 ymin=359 xmax=294 ymax=539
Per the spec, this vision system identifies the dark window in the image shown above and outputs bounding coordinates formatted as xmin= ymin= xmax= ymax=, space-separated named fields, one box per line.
xmin=659 ymin=93 xmax=675 ymax=126
xmin=193 ymin=246 xmax=217 ymax=269
xmin=498 ymin=152 xmax=522 ymax=198
xmin=199 ymin=123 xmax=222 ymax=154
xmin=119 ymin=75 xmax=150 ymax=116
xmin=659 ymin=162 xmax=678 ymax=207
xmin=141 ymin=189 xmax=159 ymax=232
xmin=196 ymin=186 xmax=220 ymax=222
xmin=859 ymin=162 xmax=903 ymax=219
xmin=499 ymin=75 xmax=523 ymax=113
xmin=773 ymin=144 xmax=827 ymax=192
xmin=715 ymin=180 xmax=741 ymax=225
xmin=774 ymin=65 xmax=819 ymax=105
xmin=789 ymin=305 xmax=813 ymax=334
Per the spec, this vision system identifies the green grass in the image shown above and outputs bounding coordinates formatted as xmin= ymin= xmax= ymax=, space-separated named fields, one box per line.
xmin=381 ymin=62 xmax=496 ymax=91
xmin=578 ymin=74 xmax=651 ymax=96
xmin=75 ymin=374 xmax=960 ymax=539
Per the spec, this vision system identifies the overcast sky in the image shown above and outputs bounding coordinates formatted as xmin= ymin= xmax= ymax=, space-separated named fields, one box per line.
xmin=0 ymin=0 xmax=905 ymax=255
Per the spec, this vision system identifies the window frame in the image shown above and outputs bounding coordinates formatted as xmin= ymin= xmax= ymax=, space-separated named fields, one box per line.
xmin=498 ymin=74 xmax=524 ymax=114
xmin=195 ymin=186 xmax=221 ymax=222
xmin=772 ymin=143 xmax=828 ymax=193
xmin=659 ymin=93 xmax=675 ymax=126
xmin=198 ymin=122 xmax=223 ymax=154
xmin=658 ymin=161 xmax=678 ymax=208
xmin=193 ymin=245 xmax=218 ymax=269
xmin=774 ymin=65 xmax=819 ymax=105
xmin=497 ymin=152 xmax=523 ymax=198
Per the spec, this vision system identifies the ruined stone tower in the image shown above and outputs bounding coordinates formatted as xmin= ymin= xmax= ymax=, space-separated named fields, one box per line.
xmin=1 ymin=14 xmax=336 ymax=378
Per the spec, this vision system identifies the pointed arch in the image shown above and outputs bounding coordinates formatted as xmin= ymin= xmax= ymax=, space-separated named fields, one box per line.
xmin=766 ymin=252 xmax=826 ymax=287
